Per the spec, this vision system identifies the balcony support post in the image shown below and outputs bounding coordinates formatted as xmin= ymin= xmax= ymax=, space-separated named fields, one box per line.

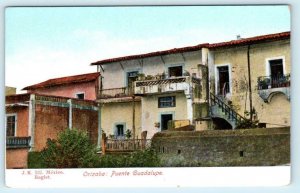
xmin=28 ymin=94 xmax=35 ymax=151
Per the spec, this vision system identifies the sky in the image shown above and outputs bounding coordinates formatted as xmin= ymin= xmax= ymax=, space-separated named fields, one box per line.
xmin=5 ymin=6 xmax=290 ymax=93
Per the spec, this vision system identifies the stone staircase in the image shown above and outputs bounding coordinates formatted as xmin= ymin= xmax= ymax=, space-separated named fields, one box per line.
xmin=209 ymin=93 xmax=245 ymax=129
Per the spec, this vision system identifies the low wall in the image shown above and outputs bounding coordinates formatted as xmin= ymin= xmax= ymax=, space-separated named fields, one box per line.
xmin=151 ymin=127 xmax=290 ymax=166
xmin=6 ymin=148 xmax=29 ymax=169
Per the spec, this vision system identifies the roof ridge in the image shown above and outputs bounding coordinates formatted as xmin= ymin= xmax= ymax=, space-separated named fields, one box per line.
xmin=91 ymin=31 xmax=290 ymax=65
xmin=22 ymin=72 xmax=100 ymax=90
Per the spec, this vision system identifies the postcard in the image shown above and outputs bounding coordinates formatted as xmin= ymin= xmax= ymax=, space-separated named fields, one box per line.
xmin=4 ymin=5 xmax=291 ymax=188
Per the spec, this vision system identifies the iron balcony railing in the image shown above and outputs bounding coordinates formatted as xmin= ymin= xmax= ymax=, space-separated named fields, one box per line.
xmin=257 ymin=74 xmax=290 ymax=90
xmin=99 ymin=87 xmax=134 ymax=99
xmin=6 ymin=136 xmax=31 ymax=149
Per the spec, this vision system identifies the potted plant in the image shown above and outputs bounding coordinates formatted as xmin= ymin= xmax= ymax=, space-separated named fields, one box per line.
xmin=137 ymin=73 xmax=145 ymax=81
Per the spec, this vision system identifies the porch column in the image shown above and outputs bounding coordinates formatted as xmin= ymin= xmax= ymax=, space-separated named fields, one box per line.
xmin=97 ymin=104 xmax=102 ymax=149
xmin=186 ymin=94 xmax=193 ymax=124
xmin=29 ymin=94 xmax=35 ymax=151
xmin=67 ymin=99 xmax=72 ymax=129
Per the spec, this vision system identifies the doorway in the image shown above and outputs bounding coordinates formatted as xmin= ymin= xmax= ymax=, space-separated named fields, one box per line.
xmin=160 ymin=114 xmax=173 ymax=131
xmin=217 ymin=66 xmax=230 ymax=96
xmin=269 ymin=59 xmax=284 ymax=77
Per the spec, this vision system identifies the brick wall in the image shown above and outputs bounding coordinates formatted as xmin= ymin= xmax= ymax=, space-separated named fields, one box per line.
xmin=152 ymin=127 xmax=290 ymax=166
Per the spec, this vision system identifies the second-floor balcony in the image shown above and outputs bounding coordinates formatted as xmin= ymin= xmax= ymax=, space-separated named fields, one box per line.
xmin=257 ymin=74 xmax=290 ymax=103
xmin=134 ymin=76 xmax=201 ymax=96
xmin=6 ymin=136 xmax=31 ymax=149
xmin=99 ymin=87 xmax=134 ymax=99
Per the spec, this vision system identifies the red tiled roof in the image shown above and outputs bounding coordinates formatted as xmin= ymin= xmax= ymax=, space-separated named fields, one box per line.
xmin=91 ymin=43 xmax=209 ymax=65
xmin=209 ymin=31 xmax=290 ymax=48
xmin=22 ymin=72 xmax=100 ymax=90
xmin=91 ymin=31 xmax=290 ymax=65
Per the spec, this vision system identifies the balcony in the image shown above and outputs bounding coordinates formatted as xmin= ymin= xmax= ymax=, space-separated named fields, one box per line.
xmin=134 ymin=76 xmax=201 ymax=96
xmin=99 ymin=87 xmax=134 ymax=99
xmin=6 ymin=137 xmax=31 ymax=149
xmin=257 ymin=74 xmax=290 ymax=103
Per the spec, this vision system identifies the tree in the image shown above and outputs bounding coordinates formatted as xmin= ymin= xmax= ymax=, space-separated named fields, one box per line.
xmin=40 ymin=129 xmax=100 ymax=168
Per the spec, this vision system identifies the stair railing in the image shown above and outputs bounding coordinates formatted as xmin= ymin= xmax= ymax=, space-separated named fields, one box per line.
xmin=210 ymin=92 xmax=245 ymax=124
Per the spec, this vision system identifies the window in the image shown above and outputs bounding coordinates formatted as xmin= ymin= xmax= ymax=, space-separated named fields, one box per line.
xmin=158 ymin=96 xmax=176 ymax=108
xmin=6 ymin=115 xmax=17 ymax=137
xmin=127 ymin=71 xmax=139 ymax=87
xmin=115 ymin=124 xmax=125 ymax=138
xmin=75 ymin=93 xmax=85 ymax=99
xmin=168 ymin=66 xmax=183 ymax=77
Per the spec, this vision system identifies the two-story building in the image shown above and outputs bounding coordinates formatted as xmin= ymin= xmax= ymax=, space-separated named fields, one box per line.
xmin=91 ymin=31 xmax=290 ymax=139
xmin=6 ymin=72 xmax=100 ymax=169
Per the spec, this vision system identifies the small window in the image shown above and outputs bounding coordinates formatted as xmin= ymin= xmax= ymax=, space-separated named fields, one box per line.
xmin=115 ymin=124 xmax=125 ymax=137
xmin=127 ymin=71 xmax=139 ymax=88
xmin=168 ymin=66 xmax=183 ymax=77
xmin=6 ymin=115 xmax=16 ymax=137
xmin=75 ymin=93 xmax=85 ymax=99
xmin=158 ymin=96 xmax=176 ymax=108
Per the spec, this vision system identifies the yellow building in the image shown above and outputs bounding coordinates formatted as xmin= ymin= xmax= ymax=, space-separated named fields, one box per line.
xmin=91 ymin=31 xmax=290 ymax=139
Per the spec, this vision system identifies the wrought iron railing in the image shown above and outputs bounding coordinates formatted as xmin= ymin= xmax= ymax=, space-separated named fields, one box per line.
xmin=257 ymin=74 xmax=290 ymax=90
xmin=105 ymin=139 xmax=151 ymax=152
xmin=99 ymin=87 xmax=134 ymax=99
xmin=210 ymin=92 xmax=245 ymax=123
xmin=6 ymin=137 xmax=31 ymax=149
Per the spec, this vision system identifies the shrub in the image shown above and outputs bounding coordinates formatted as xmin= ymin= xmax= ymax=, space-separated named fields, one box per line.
xmin=28 ymin=152 xmax=46 ymax=168
xmin=40 ymin=129 xmax=100 ymax=168
xmin=97 ymin=148 xmax=161 ymax=168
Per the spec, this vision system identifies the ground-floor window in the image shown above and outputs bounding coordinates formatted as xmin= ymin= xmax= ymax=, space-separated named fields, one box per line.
xmin=115 ymin=123 xmax=125 ymax=139
xmin=6 ymin=114 xmax=17 ymax=137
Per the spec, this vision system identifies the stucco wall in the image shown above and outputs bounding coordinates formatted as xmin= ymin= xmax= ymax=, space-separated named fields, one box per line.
xmin=101 ymin=102 xmax=141 ymax=138
xmin=28 ymin=81 xmax=97 ymax=100
xmin=6 ymin=107 xmax=29 ymax=137
xmin=6 ymin=148 xmax=29 ymax=169
xmin=142 ymin=92 xmax=188 ymax=138
xmin=100 ymin=51 xmax=202 ymax=89
xmin=212 ymin=39 xmax=290 ymax=127
xmin=34 ymin=104 xmax=98 ymax=151
xmin=152 ymin=127 xmax=290 ymax=166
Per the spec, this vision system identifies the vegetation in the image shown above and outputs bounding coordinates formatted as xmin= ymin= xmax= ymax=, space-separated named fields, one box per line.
xmin=28 ymin=151 xmax=46 ymax=168
xmin=40 ymin=129 xmax=100 ymax=168
xmin=28 ymin=129 xmax=160 ymax=168
xmin=97 ymin=148 xmax=160 ymax=168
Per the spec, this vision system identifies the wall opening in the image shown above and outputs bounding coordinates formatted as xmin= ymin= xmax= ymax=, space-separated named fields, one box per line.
xmin=168 ymin=66 xmax=183 ymax=77
xmin=217 ymin=66 xmax=230 ymax=96
xmin=239 ymin=151 xmax=244 ymax=157
xmin=161 ymin=114 xmax=173 ymax=131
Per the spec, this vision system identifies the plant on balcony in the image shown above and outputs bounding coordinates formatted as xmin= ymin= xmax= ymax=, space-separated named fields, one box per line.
xmin=145 ymin=75 xmax=154 ymax=80
xmin=183 ymin=70 xmax=190 ymax=76
xmin=137 ymin=73 xmax=145 ymax=81
xmin=258 ymin=78 xmax=271 ymax=89
xmin=125 ymin=129 xmax=132 ymax=139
